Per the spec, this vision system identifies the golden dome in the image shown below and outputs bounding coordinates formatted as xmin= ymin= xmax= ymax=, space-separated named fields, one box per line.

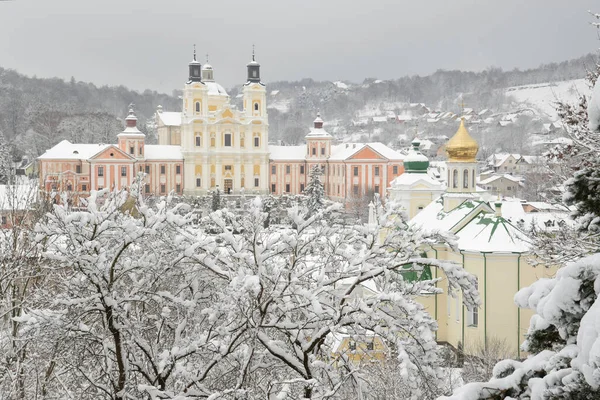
xmin=446 ymin=118 xmax=479 ymax=162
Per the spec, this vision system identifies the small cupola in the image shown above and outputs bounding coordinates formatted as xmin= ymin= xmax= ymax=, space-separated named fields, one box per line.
xmin=188 ymin=45 xmax=202 ymax=83
xmin=313 ymin=112 xmax=324 ymax=129
xmin=118 ymin=106 xmax=146 ymax=159
xmin=202 ymin=63 xmax=214 ymax=82
xmin=246 ymin=46 xmax=261 ymax=83
xmin=403 ymin=139 xmax=429 ymax=173
xmin=125 ymin=108 xmax=138 ymax=128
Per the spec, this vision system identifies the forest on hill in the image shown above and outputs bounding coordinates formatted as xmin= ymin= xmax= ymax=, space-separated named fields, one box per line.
xmin=0 ymin=52 xmax=597 ymax=161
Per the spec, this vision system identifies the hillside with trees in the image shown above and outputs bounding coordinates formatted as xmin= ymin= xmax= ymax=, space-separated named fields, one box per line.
xmin=0 ymin=52 xmax=597 ymax=163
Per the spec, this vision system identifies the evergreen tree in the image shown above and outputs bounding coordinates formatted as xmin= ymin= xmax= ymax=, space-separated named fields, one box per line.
xmin=0 ymin=130 xmax=12 ymax=185
xmin=304 ymin=164 xmax=325 ymax=218
xmin=211 ymin=187 xmax=221 ymax=211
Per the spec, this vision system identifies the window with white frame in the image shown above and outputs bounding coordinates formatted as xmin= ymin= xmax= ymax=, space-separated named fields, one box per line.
xmin=468 ymin=279 xmax=479 ymax=326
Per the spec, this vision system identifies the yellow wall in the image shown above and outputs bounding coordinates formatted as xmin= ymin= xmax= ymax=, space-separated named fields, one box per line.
xmin=418 ymin=246 xmax=558 ymax=358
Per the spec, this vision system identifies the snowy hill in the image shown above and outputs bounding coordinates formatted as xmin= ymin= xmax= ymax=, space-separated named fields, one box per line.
xmin=505 ymin=79 xmax=591 ymax=120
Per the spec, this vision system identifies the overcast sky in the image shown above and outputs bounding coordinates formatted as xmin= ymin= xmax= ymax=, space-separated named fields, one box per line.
xmin=0 ymin=0 xmax=598 ymax=93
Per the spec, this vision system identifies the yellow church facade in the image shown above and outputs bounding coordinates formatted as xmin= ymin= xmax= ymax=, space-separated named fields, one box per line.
xmin=157 ymin=51 xmax=270 ymax=195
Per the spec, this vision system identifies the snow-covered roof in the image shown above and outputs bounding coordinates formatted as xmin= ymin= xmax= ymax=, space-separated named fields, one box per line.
xmin=158 ymin=112 xmax=182 ymax=127
xmin=0 ymin=183 xmax=38 ymax=211
xmin=305 ymin=127 xmax=332 ymax=139
xmin=489 ymin=153 xmax=520 ymax=167
xmin=38 ymin=140 xmax=111 ymax=160
xmin=117 ymin=126 xmax=145 ymax=138
xmin=418 ymin=139 xmax=435 ymax=150
xmin=410 ymin=197 xmax=486 ymax=234
xmin=479 ymin=174 xmax=522 ymax=185
xmin=205 ymin=81 xmax=228 ymax=96
xmin=499 ymin=200 xmax=573 ymax=232
xmin=411 ymin=196 xmax=531 ymax=253
xmin=519 ymin=155 xmax=544 ymax=165
xmin=268 ymin=145 xmax=306 ymax=161
xmin=144 ymin=145 xmax=183 ymax=160
xmin=389 ymin=172 xmax=445 ymax=190
xmin=454 ymin=212 xmax=530 ymax=253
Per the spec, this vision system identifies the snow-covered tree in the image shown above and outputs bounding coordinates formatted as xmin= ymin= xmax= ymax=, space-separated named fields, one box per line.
xmin=304 ymin=165 xmax=326 ymax=218
xmin=0 ymin=130 xmax=12 ymax=184
xmin=11 ymin=186 xmax=479 ymax=399
xmin=203 ymin=198 xmax=479 ymax=399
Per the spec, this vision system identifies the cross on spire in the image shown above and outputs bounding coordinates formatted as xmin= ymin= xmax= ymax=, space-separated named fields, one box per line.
xmin=206 ymin=53 xmax=209 ymax=63
xmin=460 ymin=98 xmax=466 ymax=116
xmin=252 ymin=44 xmax=255 ymax=61
xmin=193 ymin=44 xmax=197 ymax=61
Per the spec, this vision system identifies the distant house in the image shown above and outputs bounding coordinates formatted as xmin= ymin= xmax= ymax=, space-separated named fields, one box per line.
xmin=478 ymin=174 xmax=523 ymax=197
xmin=409 ymin=103 xmax=430 ymax=115
xmin=488 ymin=153 xmax=521 ymax=174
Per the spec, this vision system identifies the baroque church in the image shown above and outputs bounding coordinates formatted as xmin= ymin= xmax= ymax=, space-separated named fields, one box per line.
xmin=157 ymin=50 xmax=270 ymax=195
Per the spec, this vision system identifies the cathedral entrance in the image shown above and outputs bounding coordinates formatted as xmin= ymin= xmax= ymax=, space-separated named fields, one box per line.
xmin=224 ymin=179 xmax=233 ymax=194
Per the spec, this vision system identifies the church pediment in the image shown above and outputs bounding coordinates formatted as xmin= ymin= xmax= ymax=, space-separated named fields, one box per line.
xmin=215 ymin=117 xmax=241 ymax=125
xmin=90 ymin=145 xmax=134 ymax=161
xmin=349 ymin=146 xmax=386 ymax=160
xmin=221 ymin=109 xmax=234 ymax=119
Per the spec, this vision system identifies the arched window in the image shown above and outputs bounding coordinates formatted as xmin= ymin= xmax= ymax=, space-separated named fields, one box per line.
xmin=195 ymin=102 xmax=200 ymax=113
xmin=453 ymin=169 xmax=458 ymax=188
xmin=463 ymin=169 xmax=469 ymax=189
xmin=472 ymin=169 xmax=475 ymax=188
xmin=254 ymin=103 xmax=259 ymax=111
xmin=195 ymin=136 xmax=201 ymax=147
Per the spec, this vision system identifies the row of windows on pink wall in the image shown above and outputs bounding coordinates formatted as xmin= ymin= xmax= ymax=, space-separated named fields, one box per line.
xmin=271 ymin=165 xmax=399 ymax=176
xmin=96 ymin=165 xmax=182 ymax=177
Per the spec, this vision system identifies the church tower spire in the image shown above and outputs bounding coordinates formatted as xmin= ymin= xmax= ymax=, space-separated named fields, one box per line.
xmin=246 ymin=45 xmax=261 ymax=83
xmin=188 ymin=44 xmax=202 ymax=83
